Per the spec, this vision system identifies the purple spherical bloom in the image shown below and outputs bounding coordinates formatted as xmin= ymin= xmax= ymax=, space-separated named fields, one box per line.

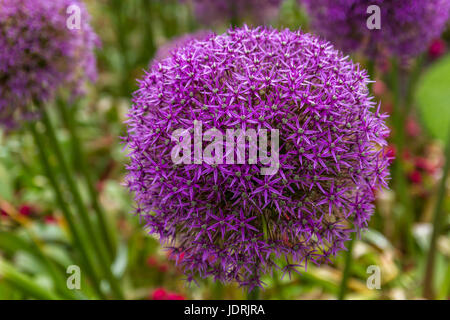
xmin=184 ymin=0 xmax=282 ymax=26
xmin=0 ymin=0 xmax=99 ymax=127
xmin=301 ymin=0 xmax=450 ymax=58
xmin=125 ymin=26 xmax=391 ymax=289
xmin=154 ymin=30 xmax=214 ymax=62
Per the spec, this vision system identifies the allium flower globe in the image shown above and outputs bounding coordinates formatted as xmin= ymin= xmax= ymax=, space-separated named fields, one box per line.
xmin=301 ymin=0 xmax=450 ymax=58
xmin=0 ymin=0 xmax=99 ymax=127
xmin=184 ymin=0 xmax=282 ymax=26
xmin=125 ymin=26 xmax=391 ymax=289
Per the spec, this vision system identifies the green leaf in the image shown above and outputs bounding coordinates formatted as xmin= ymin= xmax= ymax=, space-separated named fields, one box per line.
xmin=0 ymin=232 xmax=32 ymax=255
xmin=0 ymin=232 xmax=79 ymax=299
xmin=0 ymin=258 xmax=60 ymax=300
xmin=14 ymin=251 xmax=48 ymax=275
xmin=112 ymin=242 xmax=128 ymax=277
xmin=416 ymin=54 xmax=450 ymax=142
xmin=362 ymin=228 xmax=394 ymax=251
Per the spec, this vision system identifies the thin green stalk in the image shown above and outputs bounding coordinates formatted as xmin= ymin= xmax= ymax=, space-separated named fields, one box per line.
xmin=28 ymin=120 xmax=105 ymax=299
xmin=230 ymin=2 xmax=240 ymax=28
xmin=141 ymin=0 xmax=156 ymax=63
xmin=110 ymin=0 xmax=132 ymax=95
xmin=185 ymin=1 xmax=197 ymax=32
xmin=405 ymin=55 xmax=425 ymax=113
xmin=213 ymin=282 xmax=225 ymax=299
xmin=338 ymin=236 xmax=354 ymax=300
xmin=423 ymin=130 xmax=450 ymax=299
xmin=272 ymin=270 xmax=283 ymax=299
xmin=366 ymin=59 xmax=375 ymax=92
xmin=391 ymin=59 xmax=415 ymax=255
xmin=57 ymin=99 xmax=116 ymax=260
xmin=157 ymin=0 xmax=178 ymax=39
xmin=0 ymin=259 xmax=60 ymax=300
xmin=39 ymin=106 xmax=124 ymax=299
xmin=391 ymin=58 xmax=403 ymax=152
xmin=247 ymin=287 xmax=260 ymax=300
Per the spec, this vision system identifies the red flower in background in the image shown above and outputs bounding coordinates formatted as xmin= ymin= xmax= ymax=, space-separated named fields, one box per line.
xmin=151 ymin=288 xmax=168 ymax=300
xmin=150 ymin=287 xmax=185 ymax=300
xmin=18 ymin=205 xmax=33 ymax=217
xmin=167 ymin=249 xmax=185 ymax=264
xmin=44 ymin=215 xmax=57 ymax=224
xmin=428 ymin=39 xmax=446 ymax=59
xmin=415 ymin=157 xmax=437 ymax=175
xmin=158 ymin=264 xmax=169 ymax=273
xmin=146 ymin=256 xmax=158 ymax=267
xmin=167 ymin=293 xmax=185 ymax=300
xmin=406 ymin=116 xmax=422 ymax=138
xmin=386 ymin=145 xmax=396 ymax=160
xmin=408 ymin=170 xmax=423 ymax=184
xmin=373 ymin=80 xmax=387 ymax=97
xmin=146 ymin=253 xmax=179 ymax=274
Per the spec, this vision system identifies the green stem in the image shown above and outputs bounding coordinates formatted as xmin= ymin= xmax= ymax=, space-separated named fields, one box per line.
xmin=213 ymin=282 xmax=225 ymax=299
xmin=366 ymin=59 xmax=375 ymax=91
xmin=247 ymin=286 xmax=260 ymax=300
xmin=338 ymin=236 xmax=354 ymax=300
xmin=185 ymin=0 xmax=197 ymax=32
xmin=405 ymin=55 xmax=425 ymax=114
xmin=39 ymin=106 xmax=124 ymax=299
xmin=28 ymin=120 xmax=105 ymax=298
xmin=230 ymin=2 xmax=240 ymax=28
xmin=423 ymin=130 xmax=450 ymax=299
xmin=391 ymin=59 xmax=415 ymax=255
xmin=110 ymin=0 xmax=131 ymax=96
xmin=391 ymin=58 xmax=403 ymax=151
xmin=57 ymin=99 xmax=116 ymax=261
xmin=141 ymin=0 xmax=156 ymax=63
xmin=158 ymin=0 xmax=178 ymax=39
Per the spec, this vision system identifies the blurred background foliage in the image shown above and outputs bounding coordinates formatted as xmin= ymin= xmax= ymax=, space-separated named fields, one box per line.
xmin=0 ymin=0 xmax=449 ymax=300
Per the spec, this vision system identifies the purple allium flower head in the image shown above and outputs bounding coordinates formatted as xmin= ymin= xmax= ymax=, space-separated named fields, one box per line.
xmin=125 ymin=26 xmax=391 ymax=289
xmin=0 ymin=0 xmax=99 ymax=127
xmin=153 ymin=30 xmax=214 ymax=62
xmin=184 ymin=0 xmax=282 ymax=26
xmin=301 ymin=0 xmax=450 ymax=58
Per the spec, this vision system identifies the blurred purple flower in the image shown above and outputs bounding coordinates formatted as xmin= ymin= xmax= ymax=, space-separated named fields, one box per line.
xmin=0 ymin=0 xmax=99 ymax=127
xmin=301 ymin=0 xmax=450 ymax=58
xmin=184 ymin=0 xmax=282 ymax=25
xmin=125 ymin=26 xmax=391 ymax=289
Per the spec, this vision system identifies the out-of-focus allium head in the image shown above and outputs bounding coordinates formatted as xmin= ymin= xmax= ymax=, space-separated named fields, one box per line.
xmin=154 ymin=31 xmax=214 ymax=62
xmin=301 ymin=0 xmax=450 ymax=58
xmin=0 ymin=0 xmax=99 ymax=127
xmin=125 ymin=26 xmax=391 ymax=289
xmin=184 ymin=0 xmax=282 ymax=26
